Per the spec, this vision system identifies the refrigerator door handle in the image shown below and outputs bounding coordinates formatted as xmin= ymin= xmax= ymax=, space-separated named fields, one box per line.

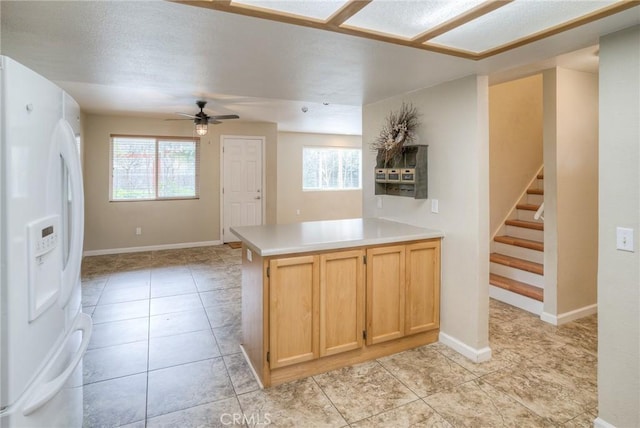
xmin=57 ymin=119 xmax=85 ymax=306
xmin=21 ymin=313 xmax=92 ymax=416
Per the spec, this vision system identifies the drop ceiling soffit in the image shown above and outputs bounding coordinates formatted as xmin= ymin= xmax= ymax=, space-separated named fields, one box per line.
xmin=175 ymin=0 xmax=640 ymax=60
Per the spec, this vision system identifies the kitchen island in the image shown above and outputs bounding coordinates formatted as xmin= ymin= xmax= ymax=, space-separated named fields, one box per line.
xmin=231 ymin=218 xmax=444 ymax=387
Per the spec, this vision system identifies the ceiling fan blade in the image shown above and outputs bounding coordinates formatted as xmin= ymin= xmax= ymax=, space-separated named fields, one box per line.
xmin=175 ymin=112 xmax=197 ymax=119
xmin=164 ymin=118 xmax=195 ymax=121
xmin=209 ymin=114 xmax=240 ymax=120
xmin=209 ymin=120 xmax=222 ymax=125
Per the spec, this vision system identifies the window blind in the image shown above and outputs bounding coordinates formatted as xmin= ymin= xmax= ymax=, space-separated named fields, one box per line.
xmin=111 ymin=136 xmax=199 ymax=201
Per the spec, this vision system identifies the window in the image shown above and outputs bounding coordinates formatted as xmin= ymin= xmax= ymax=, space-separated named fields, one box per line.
xmin=110 ymin=135 xmax=199 ymax=201
xmin=303 ymin=147 xmax=361 ymax=190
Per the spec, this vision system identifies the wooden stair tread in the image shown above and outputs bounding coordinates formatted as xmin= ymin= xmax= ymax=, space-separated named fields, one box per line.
xmin=527 ymin=188 xmax=544 ymax=195
xmin=494 ymin=236 xmax=544 ymax=251
xmin=490 ymin=273 xmax=543 ymax=302
xmin=490 ymin=253 xmax=544 ymax=275
xmin=537 ymin=173 xmax=544 ymax=179
xmin=505 ymin=219 xmax=544 ymax=231
xmin=516 ymin=203 xmax=540 ymax=211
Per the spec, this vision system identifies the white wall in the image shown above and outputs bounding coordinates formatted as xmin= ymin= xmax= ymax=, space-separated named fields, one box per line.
xmin=489 ymin=74 xmax=543 ymax=236
xmin=542 ymin=70 xmax=560 ymax=317
xmin=277 ymin=132 xmax=362 ymax=224
xmin=542 ymin=67 xmax=599 ymax=321
xmin=83 ymin=114 xmax=277 ymax=253
xmin=597 ymin=25 xmax=640 ymax=428
xmin=556 ymin=68 xmax=599 ymax=316
xmin=363 ymin=75 xmax=491 ymax=358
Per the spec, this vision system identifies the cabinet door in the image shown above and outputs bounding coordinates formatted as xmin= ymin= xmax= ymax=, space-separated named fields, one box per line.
xmin=405 ymin=240 xmax=441 ymax=335
xmin=268 ymin=255 xmax=319 ymax=369
xmin=320 ymin=250 xmax=365 ymax=357
xmin=366 ymin=245 xmax=405 ymax=345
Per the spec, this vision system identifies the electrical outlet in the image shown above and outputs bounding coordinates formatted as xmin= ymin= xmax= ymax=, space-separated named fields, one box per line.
xmin=616 ymin=227 xmax=634 ymax=252
xmin=296 ymin=209 xmax=301 ymax=215
xmin=136 ymin=227 xmax=142 ymax=235
xmin=377 ymin=197 xmax=383 ymax=209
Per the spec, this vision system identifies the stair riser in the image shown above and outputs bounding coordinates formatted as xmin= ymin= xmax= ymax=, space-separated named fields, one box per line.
xmin=505 ymin=225 xmax=544 ymax=241
xmin=492 ymin=242 xmax=544 ymax=264
xmin=490 ymin=263 xmax=544 ymax=287
xmin=517 ymin=209 xmax=544 ymax=223
xmin=527 ymin=194 xmax=544 ymax=205
xmin=537 ymin=178 xmax=544 ymax=189
xmin=489 ymin=286 xmax=543 ymax=315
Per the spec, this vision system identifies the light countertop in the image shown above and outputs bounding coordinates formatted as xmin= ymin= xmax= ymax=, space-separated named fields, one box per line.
xmin=230 ymin=218 xmax=444 ymax=256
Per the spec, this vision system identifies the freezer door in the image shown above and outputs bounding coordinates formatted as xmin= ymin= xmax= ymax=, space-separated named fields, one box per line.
xmin=60 ymin=92 xmax=84 ymax=330
xmin=2 ymin=313 xmax=91 ymax=427
xmin=60 ymin=92 xmax=81 ymax=270
xmin=0 ymin=56 xmax=68 ymax=409
xmin=57 ymin=118 xmax=84 ymax=314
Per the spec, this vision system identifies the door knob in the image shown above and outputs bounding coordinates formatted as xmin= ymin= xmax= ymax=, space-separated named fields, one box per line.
xmin=255 ymin=196 xmax=261 ymax=200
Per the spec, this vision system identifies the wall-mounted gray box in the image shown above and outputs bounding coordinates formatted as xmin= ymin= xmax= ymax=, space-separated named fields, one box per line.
xmin=374 ymin=146 xmax=427 ymax=199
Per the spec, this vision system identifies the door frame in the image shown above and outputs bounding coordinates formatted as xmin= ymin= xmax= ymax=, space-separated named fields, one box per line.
xmin=219 ymin=135 xmax=267 ymax=243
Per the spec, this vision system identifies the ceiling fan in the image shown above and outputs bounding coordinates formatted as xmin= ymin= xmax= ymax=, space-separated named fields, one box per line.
xmin=168 ymin=100 xmax=239 ymax=136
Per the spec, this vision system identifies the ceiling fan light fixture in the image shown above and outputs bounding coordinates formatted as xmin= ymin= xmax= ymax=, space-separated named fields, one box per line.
xmin=195 ymin=121 xmax=208 ymax=136
xmin=169 ymin=101 xmax=239 ymax=133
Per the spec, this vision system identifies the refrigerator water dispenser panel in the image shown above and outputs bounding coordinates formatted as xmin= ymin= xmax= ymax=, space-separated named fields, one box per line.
xmin=27 ymin=215 xmax=61 ymax=321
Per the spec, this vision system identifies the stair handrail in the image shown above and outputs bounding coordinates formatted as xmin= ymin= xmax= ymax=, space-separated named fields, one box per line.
xmin=534 ymin=202 xmax=544 ymax=221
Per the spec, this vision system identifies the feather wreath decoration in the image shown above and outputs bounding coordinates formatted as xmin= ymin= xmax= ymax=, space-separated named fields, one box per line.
xmin=371 ymin=102 xmax=420 ymax=165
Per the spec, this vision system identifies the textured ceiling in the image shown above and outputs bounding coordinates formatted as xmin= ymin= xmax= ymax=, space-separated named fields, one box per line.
xmin=1 ymin=1 xmax=639 ymax=134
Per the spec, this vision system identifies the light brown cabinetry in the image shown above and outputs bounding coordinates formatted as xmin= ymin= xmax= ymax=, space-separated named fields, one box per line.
xmin=366 ymin=240 xmax=441 ymax=345
xmin=269 ymin=250 xmax=365 ymax=369
xmin=366 ymin=245 xmax=406 ymax=345
xmin=241 ymin=238 xmax=441 ymax=387
xmin=268 ymin=255 xmax=319 ymax=369
xmin=405 ymin=241 xmax=440 ymax=335
xmin=320 ymin=250 xmax=365 ymax=357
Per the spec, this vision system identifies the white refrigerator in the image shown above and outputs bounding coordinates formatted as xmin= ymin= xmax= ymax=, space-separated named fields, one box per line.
xmin=0 ymin=56 xmax=92 ymax=427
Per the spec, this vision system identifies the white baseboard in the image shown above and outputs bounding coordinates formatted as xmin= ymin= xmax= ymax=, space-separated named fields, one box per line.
xmin=489 ymin=285 xmax=543 ymax=315
xmin=439 ymin=332 xmax=492 ymax=363
xmin=83 ymin=240 xmax=223 ymax=257
xmin=240 ymin=344 xmax=264 ymax=390
xmin=593 ymin=417 xmax=615 ymax=428
xmin=540 ymin=303 xmax=597 ymax=326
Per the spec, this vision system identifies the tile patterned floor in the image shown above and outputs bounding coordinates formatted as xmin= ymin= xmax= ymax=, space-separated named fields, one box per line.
xmin=81 ymin=245 xmax=598 ymax=427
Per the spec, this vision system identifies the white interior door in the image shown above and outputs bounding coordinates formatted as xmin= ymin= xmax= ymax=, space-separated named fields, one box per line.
xmin=222 ymin=136 xmax=263 ymax=243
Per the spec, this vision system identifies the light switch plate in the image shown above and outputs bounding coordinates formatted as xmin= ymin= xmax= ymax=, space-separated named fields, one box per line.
xmin=431 ymin=199 xmax=439 ymax=213
xmin=247 ymin=248 xmax=253 ymax=261
xmin=616 ymin=227 xmax=634 ymax=252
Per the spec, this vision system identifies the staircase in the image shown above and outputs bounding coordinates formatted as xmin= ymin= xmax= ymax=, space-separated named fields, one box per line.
xmin=489 ymin=169 xmax=544 ymax=315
